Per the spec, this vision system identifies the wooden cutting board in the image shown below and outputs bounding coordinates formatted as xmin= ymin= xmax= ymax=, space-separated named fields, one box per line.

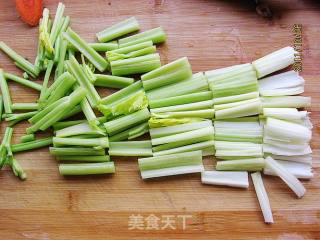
xmin=0 ymin=0 xmax=319 ymax=239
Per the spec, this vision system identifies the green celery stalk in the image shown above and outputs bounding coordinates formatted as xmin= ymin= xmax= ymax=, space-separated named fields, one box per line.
xmin=54 ymin=35 xmax=61 ymax=63
xmin=97 ymin=17 xmax=140 ymax=42
xmin=151 ymin=99 xmax=213 ymax=113
xmin=107 ymin=46 xmax=156 ymax=62
xmin=108 ymin=41 xmax=152 ymax=55
xmin=8 ymin=156 xmax=27 ymax=180
xmin=53 ymin=137 xmax=109 ymax=148
xmin=39 ymin=60 xmax=54 ymax=104
xmin=11 ymin=103 xmax=39 ymax=111
xmin=0 ymin=70 xmax=12 ymax=114
xmin=148 ymin=117 xmax=202 ymax=128
xmin=55 ymin=39 xmax=68 ymax=79
xmin=52 ymin=119 xmax=90 ymax=131
xmin=80 ymin=98 xmax=100 ymax=128
xmin=94 ymin=74 xmax=134 ymax=89
xmin=152 ymin=109 xmax=215 ymax=119
xmin=59 ymin=162 xmax=115 ymax=175
xmin=5 ymin=111 xmax=37 ymax=126
xmin=213 ymin=92 xmax=259 ymax=105
xmin=4 ymin=72 xmax=42 ymax=91
xmin=141 ymin=57 xmax=192 ymax=91
xmin=11 ymin=137 xmax=53 ymax=153
xmin=261 ymin=96 xmax=311 ymax=108
xmin=109 ymin=122 xmax=149 ymax=141
xmin=118 ymin=27 xmax=166 ymax=47
xmin=0 ymin=127 xmax=13 ymax=169
xmin=0 ymin=42 xmax=40 ymax=77
xmin=216 ymin=158 xmax=265 ymax=171
xmin=20 ymin=134 xmax=36 ymax=143
xmin=50 ymin=147 xmax=105 ymax=156
xmin=49 ymin=2 xmax=65 ymax=46
xmin=0 ymin=95 xmax=3 ymax=121
xmin=56 ymin=155 xmax=110 ymax=162
xmin=63 ymin=28 xmax=108 ymax=72
xmin=55 ymin=122 xmax=106 ymax=137
xmin=90 ymin=42 xmax=118 ymax=51
xmin=109 ymin=141 xmax=152 ymax=156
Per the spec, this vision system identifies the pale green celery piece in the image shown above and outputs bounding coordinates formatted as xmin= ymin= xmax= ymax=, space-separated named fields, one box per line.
xmin=60 ymin=105 xmax=82 ymax=121
xmin=138 ymin=150 xmax=202 ymax=171
xmin=99 ymin=80 xmax=142 ymax=106
xmin=109 ymin=122 xmax=149 ymax=141
xmin=141 ymin=57 xmax=192 ymax=91
xmin=118 ymin=27 xmax=166 ymax=47
xmin=152 ymin=109 xmax=215 ymax=119
xmin=11 ymin=103 xmax=39 ymax=111
xmin=261 ymin=96 xmax=311 ymax=108
xmin=49 ymin=2 xmax=65 ymax=46
xmin=149 ymin=91 xmax=212 ymax=109
xmin=39 ymin=60 xmax=54 ymax=104
xmin=55 ymin=122 xmax=106 ymax=137
xmin=50 ymin=147 xmax=105 ymax=156
xmin=146 ymin=72 xmax=209 ymax=100
xmin=64 ymin=28 xmax=108 ymax=72
xmin=89 ymin=42 xmax=118 ymax=51
xmin=153 ymin=140 xmax=215 ymax=157
xmin=9 ymin=156 xmax=27 ymax=180
xmin=11 ymin=137 xmax=53 ymax=153
xmin=216 ymin=158 xmax=265 ymax=171
xmin=214 ymin=98 xmax=259 ymax=111
xmin=23 ymin=72 xmax=29 ymax=79
xmin=148 ymin=117 xmax=202 ymax=128
xmin=20 ymin=134 xmax=36 ymax=143
xmin=151 ymin=99 xmax=213 ymax=113
xmin=0 ymin=70 xmax=12 ymax=113
xmin=149 ymin=120 xmax=212 ymax=138
xmin=0 ymin=127 xmax=13 ymax=169
xmin=66 ymin=56 xmax=101 ymax=107
xmin=205 ymin=63 xmax=252 ymax=83
xmin=214 ymin=116 xmax=259 ymax=122
xmin=98 ymin=90 xmax=148 ymax=119
xmin=215 ymin=130 xmax=263 ymax=143
xmin=262 ymin=108 xmax=307 ymax=123
xmin=97 ymin=17 xmax=140 ymax=43
xmin=94 ymin=74 xmax=134 ymax=89
xmin=54 ymin=35 xmax=61 ymax=63
xmin=201 ymin=171 xmax=249 ymax=188
xmin=5 ymin=111 xmax=37 ymax=122
xmin=14 ymin=62 xmax=37 ymax=79
xmin=53 ymin=137 xmax=109 ymax=148
xmin=108 ymin=46 xmax=157 ymax=62
xmin=109 ymin=140 xmax=153 ymax=156
xmin=252 ymin=46 xmax=295 ymax=78
xmin=141 ymin=165 xmax=204 ymax=179
xmin=59 ymin=162 xmax=115 ymax=175
xmin=213 ymin=92 xmax=259 ymax=105
xmin=104 ymin=108 xmax=150 ymax=136
xmin=60 ymin=16 xmax=70 ymax=33
xmin=151 ymin=126 xmax=214 ymax=146
xmin=56 ymin=39 xmax=68 ymax=79
xmin=110 ymin=53 xmax=161 ymax=76
xmin=108 ymin=41 xmax=152 ymax=55
xmin=212 ymin=80 xmax=258 ymax=98
xmin=80 ymin=98 xmax=100 ymax=130
xmin=4 ymin=72 xmax=42 ymax=91
xmin=0 ymin=42 xmax=40 ymax=77
xmin=210 ymin=69 xmax=257 ymax=88
xmin=0 ymin=95 xmax=3 ymax=121
xmin=56 ymin=155 xmax=110 ymax=162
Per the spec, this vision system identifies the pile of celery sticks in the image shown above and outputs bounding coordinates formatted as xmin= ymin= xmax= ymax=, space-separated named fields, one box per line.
xmin=0 ymin=2 xmax=313 ymax=223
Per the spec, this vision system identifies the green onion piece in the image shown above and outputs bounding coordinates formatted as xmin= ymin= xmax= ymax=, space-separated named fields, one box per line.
xmin=0 ymin=42 xmax=39 ymax=77
xmin=118 ymin=27 xmax=166 ymax=47
xmin=94 ymin=74 xmax=134 ymax=89
xmin=49 ymin=2 xmax=65 ymax=46
xmin=4 ymin=72 xmax=42 ymax=91
xmin=201 ymin=171 xmax=249 ymax=188
xmin=59 ymin=162 xmax=115 ymax=175
xmin=110 ymin=53 xmax=161 ymax=76
xmin=109 ymin=141 xmax=152 ymax=156
xmin=50 ymin=147 xmax=105 ymax=156
xmin=216 ymin=158 xmax=265 ymax=171
xmin=64 ymin=28 xmax=108 ymax=72
xmin=56 ymin=155 xmax=110 ymax=162
xmin=11 ymin=137 xmax=53 ymax=153
xmin=53 ymin=137 xmax=109 ymax=148
xmin=0 ymin=70 xmax=12 ymax=114
xmin=20 ymin=134 xmax=36 ymax=143
xmin=109 ymin=122 xmax=149 ymax=141
xmin=11 ymin=103 xmax=39 ymax=111
xmin=55 ymin=122 xmax=105 ymax=137
xmin=96 ymin=17 xmax=140 ymax=43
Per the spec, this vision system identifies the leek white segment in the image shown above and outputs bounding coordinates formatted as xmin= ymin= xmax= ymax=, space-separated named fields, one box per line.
xmin=251 ymin=172 xmax=274 ymax=224
xmin=265 ymin=156 xmax=306 ymax=198
xmin=201 ymin=171 xmax=249 ymax=188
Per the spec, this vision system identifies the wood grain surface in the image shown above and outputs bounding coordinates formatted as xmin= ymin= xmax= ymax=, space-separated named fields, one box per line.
xmin=0 ymin=0 xmax=319 ymax=239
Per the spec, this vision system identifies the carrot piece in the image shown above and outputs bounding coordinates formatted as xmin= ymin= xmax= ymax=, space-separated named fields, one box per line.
xmin=15 ymin=0 xmax=43 ymax=26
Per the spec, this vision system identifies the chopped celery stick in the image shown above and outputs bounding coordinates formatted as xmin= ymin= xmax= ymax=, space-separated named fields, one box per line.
xmin=4 ymin=72 xmax=42 ymax=91
xmin=146 ymin=72 xmax=209 ymax=100
xmin=205 ymin=63 xmax=252 ymax=83
xmin=139 ymin=150 xmax=202 ymax=171
xmin=80 ymin=97 xmax=100 ymax=129
xmin=59 ymin=162 xmax=115 ymax=175
xmin=54 ymin=35 xmax=61 ymax=63
xmin=0 ymin=42 xmax=39 ymax=77
xmin=110 ymin=53 xmax=161 ymax=76
xmin=252 ymin=46 xmax=295 ymax=78
xmin=261 ymin=96 xmax=311 ymax=108
xmin=152 ymin=109 xmax=215 ymax=119
xmin=49 ymin=2 xmax=65 ymax=46
xmin=66 ymin=56 xmax=101 ymax=107
xmin=109 ymin=122 xmax=149 ymax=141
xmin=119 ymin=27 xmax=166 ymax=47
xmin=104 ymin=108 xmax=150 ymax=136
xmin=201 ymin=171 xmax=249 ymax=188
xmin=100 ymin=80 xmax=142 ymax=106
xmin=215 ymin=141 xmax=263 ymax=159
xmin=39 ymin=60 xmax=54 ymax=103
xmin=153 ymin=140 xmax=215 ymax=157
xmin=56 ymin=122 xmax=106 ymax=137
xmin=11 ymin=103 xmax=39 ymax=111
xmin=108 ymin=41 xmax=152 ymax=55
xmin=53 ymin=137 xmax=109 ymax=148
xmin=141 ymin=57 xmax=192 ymax=91
xmin=251 ymin=172 xmax=274 ymax=224
xmin=8 ymin=156 xmax=27 ymax=180
xmin=109 ymin=141 xmax=152 ymax=156
xmin=148 ymin=117 xmax=202 ymax=128
xmin=211 ymin=78 xmax=258 ymax=98
xmin=0 ymin=70 xmax=12 ymax=113
xmin=149 ymin=91 xmax=212 ymax=109
xmin=213 ymin=92 xmax=259 ymax=105
xmin=263 ymin=159 xmax=313 ymax=179
xmin=265 ymin=156 xmax=306 ymax=198
xmin=263 ymin=141 xmax=311 ymax=156
xmin=216 ymin=158 xmax=265 ymax=171
xmin=141 ymin=165 xmax=204 ymax=179
xmin=20 ymin=134 xmax=35 ymax=143
xmin=0 ymin=95 xmax=3 ymax=121
xmin=56 ymin=155 xmax=110 ymax=162
xmin=151 ymin=99 xmax=213 ymax=113
xmin=60 ymin=104 xmax=82 ymax=121
xmin=94 ymin=74 xmax=134 ymax=89
xmin=261 ymin=86 xmax=304 ymax=96
xmin=90 ymin=42 xmax=118 ymax=51
xmin=264 ymin=153 xmax=312 ymax=165
xmin=0 ymin=127 xmax=13 ymax=169
xmin=56 ymin=40 xmax=68 ymax=79
xmin=63 ymin=28 xmax=108 ymax=72
xmin=108 ymin=46 xmax=156 ymax=62
xmin=50 ymin=147 xmax=105 ymax=156
xmin=263 ymin=108 xmax=308 ymax=123
xmin=11 ymin=137 xmax=53 ymax=153
xmin=38 ymin=8 xmax=53 ymax=60
xmin=97 ymin=17 xmax=140 ymax=42
xmin=150 ymin=120 xmax=212 ymax=138
xmin=5 ymin=111 xmax=37 ymax=122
